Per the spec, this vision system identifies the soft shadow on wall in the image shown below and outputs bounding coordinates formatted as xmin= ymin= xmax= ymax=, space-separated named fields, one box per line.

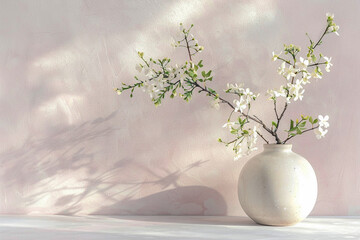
xmin=0 ymin=111 xmax=117 ymax=214
xmin=0 ymin=0 xmax=235 ymax=215
xmin=0 ymin=111 xmax=227 ymax=215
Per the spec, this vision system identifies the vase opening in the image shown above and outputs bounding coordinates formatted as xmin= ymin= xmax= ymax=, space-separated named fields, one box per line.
xmin=263 ymin=144 xmax=292 ymax=151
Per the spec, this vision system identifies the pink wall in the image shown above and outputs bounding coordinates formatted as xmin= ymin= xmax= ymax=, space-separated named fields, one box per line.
xmin=0 ymin=0 xmax=359 ymax=216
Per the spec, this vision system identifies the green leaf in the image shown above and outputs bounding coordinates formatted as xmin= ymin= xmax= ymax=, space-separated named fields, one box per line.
xmin=311 ymin=55 xmax=317 ymax=63
xmin=201 ymin=71 xmax=206 ymax=78
xmin=313 ymin=119 xmax=318 ymax=124
xmin=290 ymin=120 xmax=294 ymax=130
xmin=299 ymin=121 xmax=306 ymax=128
xmin=198 ymin=60 xmax=203 ymax=67
xmin=309 ymin=116 xmax=313 ymax=124
xmin=272 ymin=121 xmax=278 ymax=128
xmin=208 ymin=87 xmax=216 ymax=95
xmin=296 ymin=128 xmax=302 ymax=135
xmin=187 ymin=70 xmax=196 ymax=78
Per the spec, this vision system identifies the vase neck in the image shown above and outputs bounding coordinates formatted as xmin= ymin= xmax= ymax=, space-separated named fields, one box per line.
xmin=263 ymin=144 xmax=292 ymax=152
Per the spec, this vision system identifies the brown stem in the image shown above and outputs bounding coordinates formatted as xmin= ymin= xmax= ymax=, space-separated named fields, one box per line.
xmin=283 ymin=125 xmax=319 ymax=144
xmin=274 ymin=100 xmax=279 ymax=120
xmin=277 ymin=102 xmax=288 ymax=128
xmin=184 ymin=35 xmax=193 ymax=62
xmin=257 ymin=131 xmax=269 ymax=144
xmin=308 ymin=62 xmax=327 ymax=67
xmin=313 ymin=25 xmax=330 ymax=49
xmin=253 ymin=115 xmax=280 ymax=143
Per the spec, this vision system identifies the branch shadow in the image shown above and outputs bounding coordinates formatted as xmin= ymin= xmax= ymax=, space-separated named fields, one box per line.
xmin=0 ymin=111 xmax=120 ymax=214
xmin=91 ymin=185 xmax=227 ymax=216
xmin=0 ymin=106 xmax=228 ymax=215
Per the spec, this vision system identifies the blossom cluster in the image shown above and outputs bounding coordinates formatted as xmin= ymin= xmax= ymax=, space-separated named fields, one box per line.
xmin=315 ymin=115 xmax=330 ymax=139
xmin=268 ymin=12 xmax=338 ymax=106
xmin=115 ymin=24 xmax=213 ymax=106
xmin=326 ymin=13 xmax=340 ymax=36
xmin=225 ymin=83 xmax=259 ymax=113
xmin=221 ymin=120 xmax=259 ymax=160
xmin=172 ymin=23 xmax=204 ymax=53
xmin=270 ymin=52 xmax=332 ymax=103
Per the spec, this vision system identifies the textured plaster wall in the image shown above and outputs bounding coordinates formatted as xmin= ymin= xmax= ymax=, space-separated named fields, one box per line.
xmin=0 ymin=0 xmax=359 ymax=216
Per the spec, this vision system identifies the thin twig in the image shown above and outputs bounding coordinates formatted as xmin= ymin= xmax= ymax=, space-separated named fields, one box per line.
xmin=313 ymin=25 xmax=330 ymax=49
xmin=283 ymin=125 xmax=319 ymax=144
xmin=184 ymin=35 xmax=192 ymax=62
xmin=274 ymin=100 xmax=279 ymax=120
xmin=257 ymin=131 xmax=269 ymax=144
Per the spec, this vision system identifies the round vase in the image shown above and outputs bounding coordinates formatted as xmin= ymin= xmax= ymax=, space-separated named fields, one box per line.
xmin=238 ymin=144 xmax=317 ymax=226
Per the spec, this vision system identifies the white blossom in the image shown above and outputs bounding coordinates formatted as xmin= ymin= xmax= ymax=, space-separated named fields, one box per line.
xmin=315 ymin=127 xmax=328 ymax=139
xmin=143 ymin=62 xmax=155 ymax=77
xmin=314 ymin=115 xmax=329 ymax=139
xmin=115 ymin=88 xmax=122 ymax=95
xmin=211 ymin=98 xmax=221 ymax=110
xmin=243 ymin=88 xmax=258 ymax=102
xmin=328 ymin=24 xmax=340 ymax=36
xmin=234 ymin=148 xmax=244 ymax=161
xmin=284 ymin=65 xmax=297 ymax=80
xmin=247 ymin=126 xmax=258 ymax=151
xmin=142 ymin=80 xmax=160 ymax=99
xmin=326 ymin=12 xmax=334 ymax=20
xmin=311 ymin=69 xmax=322 ymax=79
xmin=287 ymin=79 xmax=305 ymax=101
xmin=233 ymin=97 xmax=247 ymax=113
xmin=323 ymin=56 xmax=333 ymax=72
xmin=318 ymin=115 xmax=330 ymax=128
xmin=222 ymin=121 xmax=236 ymax=129
xmin=301 ymin=71 xmax=311 ymax=84
xmin=296 ymin=57 xmax=309 ymax=71
xmin=272 ymin=51 xmax=282 ymax=61
xmin=307 ymin=56 xmax=314 ymax=65
xmin=266 ymin=85 xmax=286 ymax=100
xmin=277 ymin=62 xmax=286 ymax=75
xmin=233 ymin=125 xmax=258 ymax=160
xmin=226 ymin=83 xmax=244 ymax=93
xmin=326 ymin=13 xmax=339 ymax=36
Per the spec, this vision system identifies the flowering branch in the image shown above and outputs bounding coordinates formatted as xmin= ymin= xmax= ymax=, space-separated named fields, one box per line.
xmin=116 ymin=13 xmax=338 ymax=160
xmin=283 ymin=126 xmax=319 ymax=144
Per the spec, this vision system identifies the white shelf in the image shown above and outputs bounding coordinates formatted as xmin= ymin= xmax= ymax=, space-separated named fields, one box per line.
xmin=0 ymin=216 xmax=359 ymax=239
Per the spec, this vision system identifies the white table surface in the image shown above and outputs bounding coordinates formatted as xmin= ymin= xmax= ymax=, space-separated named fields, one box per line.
xmin=0 ymin=215 xmax=359 ymax=240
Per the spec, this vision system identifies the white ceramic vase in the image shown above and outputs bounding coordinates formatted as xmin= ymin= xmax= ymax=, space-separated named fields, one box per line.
xmin=238 ymin=144 xmax=317 ymax=226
